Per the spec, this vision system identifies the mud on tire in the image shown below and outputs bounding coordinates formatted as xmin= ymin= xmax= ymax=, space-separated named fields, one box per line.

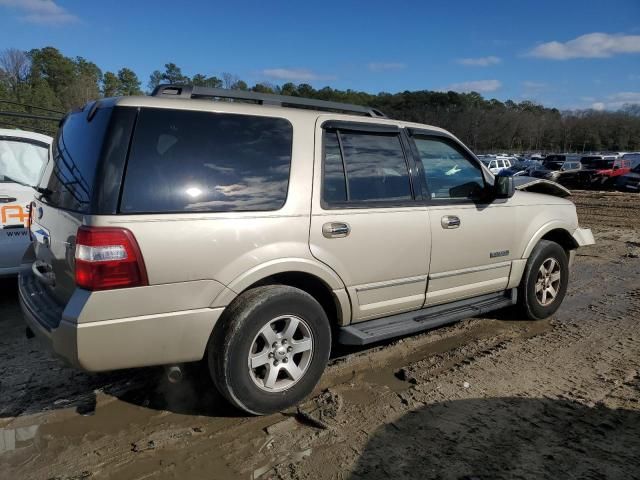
xmin=207 ymin=285 xmax=331 ymax=415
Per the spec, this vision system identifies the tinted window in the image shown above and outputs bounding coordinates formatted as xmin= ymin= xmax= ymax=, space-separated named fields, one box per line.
xmin=321 ymin=130 xmax=412 ymax=204
xmin=43 ymin=107 xmax=113 ymax=212
xmin=121 ymin=109 xmax=293 ymax=213
xmin=413 ymin=136 xmax=485 ymax=200
xmin=342 ymin=132 xmax=411 ymax=202
xmin=322 ymin=131 xmax=347 ymax=203
xmin=0 ymin=139 xmax=48 ymax=186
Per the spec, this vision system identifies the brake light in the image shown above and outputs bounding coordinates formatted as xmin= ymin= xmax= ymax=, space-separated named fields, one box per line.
xmin=75 ymin=226 xmax=148 ymax=291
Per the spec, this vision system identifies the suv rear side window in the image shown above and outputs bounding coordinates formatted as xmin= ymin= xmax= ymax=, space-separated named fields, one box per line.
xmin=43 ymin=107 xmax=113 ymax=212
xmin=412 ymin=136 xmax=485 ymax=200
xmin=120 ymin=109 xmax=293 ymax=213
xmin=322 ymin=129 xmax=412 ymax=205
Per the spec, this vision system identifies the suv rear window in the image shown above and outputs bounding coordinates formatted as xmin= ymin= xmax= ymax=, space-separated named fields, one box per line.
xmin=42 ymin=107 xmax=113 ymax=212
xmin=120 ymin=109 xmax=293 ymax=213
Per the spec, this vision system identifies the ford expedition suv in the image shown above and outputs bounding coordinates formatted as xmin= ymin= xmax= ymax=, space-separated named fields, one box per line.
xmin=20 ymin=85 xmax=594 ymax=414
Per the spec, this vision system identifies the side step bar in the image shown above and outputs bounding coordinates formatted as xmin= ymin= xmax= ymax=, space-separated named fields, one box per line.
xmin=338 ymin=289 xmax=517 ymax=346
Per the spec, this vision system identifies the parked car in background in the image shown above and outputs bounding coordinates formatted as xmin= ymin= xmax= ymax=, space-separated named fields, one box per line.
xmin=497 ymin=159 xmax=539 ymax=177
xmin=617 ymin=163 xmax=640 ymax=192
xmin=621 ymin=152 xmax=640 ymax=169
xmin=530 ymin=156 xmax=582 ymax=187
xmin=0 ymin=129 xmax=51 ymax=277
xmin=481 ymin=156 xmax=513 ymax=174
xmin=580 ymin=155 xmax=632 ymax=188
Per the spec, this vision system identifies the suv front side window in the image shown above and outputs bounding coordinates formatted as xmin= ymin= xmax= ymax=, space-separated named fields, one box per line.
xmin=412 ymin=135 xmax=485 ymax=200
xmin=321 ymin=128 xmax=413 ymax=206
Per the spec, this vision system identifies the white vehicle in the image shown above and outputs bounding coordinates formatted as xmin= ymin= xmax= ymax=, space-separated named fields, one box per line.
xmin=0 ymin=129 xmax=51 ymax=276
xmin=483 ymin=156 xmax=513 ymax=174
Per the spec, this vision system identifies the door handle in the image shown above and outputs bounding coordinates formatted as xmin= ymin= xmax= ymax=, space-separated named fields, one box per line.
xmin=322 ymin=222 xmax=350 ymax=238
xmin=441 ymin=215 xmax=461 ymax=229
xmin=0 ymin=196 xmax=17 ymax=203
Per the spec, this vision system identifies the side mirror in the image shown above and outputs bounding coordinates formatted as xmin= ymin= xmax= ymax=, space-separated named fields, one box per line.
xmin=494 ymin=176 xmax=515 ymax=199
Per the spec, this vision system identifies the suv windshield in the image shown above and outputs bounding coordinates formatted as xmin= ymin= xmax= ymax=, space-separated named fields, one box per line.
xmin=0 ymin=138 xmax=48 ymax=187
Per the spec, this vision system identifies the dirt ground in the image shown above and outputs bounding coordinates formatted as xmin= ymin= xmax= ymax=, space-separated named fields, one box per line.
xmin=1 ymin=190 xmax=639 ymax=480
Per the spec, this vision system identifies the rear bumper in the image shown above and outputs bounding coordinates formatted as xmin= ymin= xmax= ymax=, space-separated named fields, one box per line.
xmin=19 ymin=271 xmax=224 ymax=372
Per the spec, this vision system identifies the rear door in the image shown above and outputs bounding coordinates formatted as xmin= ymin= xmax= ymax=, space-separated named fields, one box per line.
xmin=0 ymin=136 xmax=49 ymax=270
xmin=407 ymin=132 xmax=517 ymax=306
xmin=309 ymin=119 xmax=431 ymax=322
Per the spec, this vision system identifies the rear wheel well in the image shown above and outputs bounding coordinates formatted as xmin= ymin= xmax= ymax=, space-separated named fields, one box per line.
xmin=540 ymin=228 xmax=578 ymax=253
xmin=244 ymin=272 xmax=342 ymax=327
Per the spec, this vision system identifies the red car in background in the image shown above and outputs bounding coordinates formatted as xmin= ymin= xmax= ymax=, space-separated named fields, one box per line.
xmin=579 ymin=155 xmax=633 ymax=188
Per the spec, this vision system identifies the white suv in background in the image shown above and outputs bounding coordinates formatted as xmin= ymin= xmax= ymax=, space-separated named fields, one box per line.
xmin=483 ymin=156 xmax=513 ymax=174
xmin=0 ymin=129 xmax=51 ymax=276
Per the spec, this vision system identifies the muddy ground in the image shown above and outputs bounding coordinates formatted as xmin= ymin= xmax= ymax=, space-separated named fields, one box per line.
xmin=1 ymin=190 xmax=639 ymax=480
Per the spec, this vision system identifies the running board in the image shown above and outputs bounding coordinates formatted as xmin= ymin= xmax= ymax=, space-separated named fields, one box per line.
xmin=338 ymin=289 xmax=517 ymax=346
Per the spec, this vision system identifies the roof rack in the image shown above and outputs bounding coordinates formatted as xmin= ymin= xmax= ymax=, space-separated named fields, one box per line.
xmin=150 ymin=84 xmax=387 ymax=118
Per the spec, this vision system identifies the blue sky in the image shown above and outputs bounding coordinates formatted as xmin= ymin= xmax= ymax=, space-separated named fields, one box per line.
xmin=1 ymin=0 xmax=639 ymax=110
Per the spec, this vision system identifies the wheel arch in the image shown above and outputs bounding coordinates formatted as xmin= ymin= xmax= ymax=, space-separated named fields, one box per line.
xmin=212 ymin=258 xmax=352 ymax=326
xmin=522 ymin=222 xmax=579 ymax=259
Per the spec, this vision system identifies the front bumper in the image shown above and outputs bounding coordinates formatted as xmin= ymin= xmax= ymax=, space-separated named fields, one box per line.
xmin=19 ymin=271 xmax=224 ymax=372
xmin=573 ymin=227 xmax=595 ymax=247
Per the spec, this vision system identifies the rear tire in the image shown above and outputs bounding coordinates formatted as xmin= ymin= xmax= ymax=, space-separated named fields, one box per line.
xmin=208 ymin=285 xmax=331 ymax=415
xmin=518 ymin=240 xmax=569 ymax=320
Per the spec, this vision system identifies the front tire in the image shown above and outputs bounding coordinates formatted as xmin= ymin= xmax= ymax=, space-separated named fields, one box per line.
xmin=208 ymin=285 xmax=331 ymax=415
xmin=519 ymin=240 xmax=569 ymax=320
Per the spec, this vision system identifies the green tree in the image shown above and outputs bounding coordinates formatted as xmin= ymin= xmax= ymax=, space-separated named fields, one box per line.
xmin=28 ymin=47 xmax=76 ymax=108
xmin=231 ymin=80 xmax=248 ymax=91
xmin=192 ymin=74 xmax=222 ymax=88
xmin=161 ymin=63 xmax=188 ymax=84
xmin=117 ymin=67 xmax=142 ymax=95
xmin=148 ymin=70 xmax=163 ymax=91
xmin=102 ymin=71 xmax=120 ymax=97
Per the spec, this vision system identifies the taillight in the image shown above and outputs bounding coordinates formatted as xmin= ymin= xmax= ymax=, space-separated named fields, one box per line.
xmin=75 ymin=226 xmax=148 ymax=291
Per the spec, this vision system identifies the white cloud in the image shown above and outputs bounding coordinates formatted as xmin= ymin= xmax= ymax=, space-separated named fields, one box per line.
xmin=444 ymin=79 xmax=502 ymax=93
xmin=260 ymin=68 xmax=336 ymax=82
xmin=587 ymin=92 xmax=640 ymax=110
xmin=528 ymin=32 xmax=640 ymax=60
xmin=368 ymin=62 xmax=407 ymax=72
xmin=456 ymin=56 xmax=501 ymax=67
xmin=0 ymin=0 xmax=79 ymax=25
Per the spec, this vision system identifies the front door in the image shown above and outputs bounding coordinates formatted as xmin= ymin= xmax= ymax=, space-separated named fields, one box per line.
xmin=407 ymin=133 xmax=516 ymax=306
xmin=309 ymin=119 xmax=431 ymax=322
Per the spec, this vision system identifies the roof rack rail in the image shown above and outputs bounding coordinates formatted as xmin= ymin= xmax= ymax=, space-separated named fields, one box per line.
xmin=150 ymin=84 xmax=387 ymax=118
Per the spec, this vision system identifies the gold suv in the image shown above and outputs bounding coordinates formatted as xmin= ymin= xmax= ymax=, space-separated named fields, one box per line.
xmin=20 ymin=85 xmax=594 ymax=414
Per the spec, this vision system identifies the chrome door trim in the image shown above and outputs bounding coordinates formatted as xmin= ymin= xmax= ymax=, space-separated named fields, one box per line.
xmin=429 ymin=261 xmax=511 ymax=280
xmin=355 ymin=275 xmax=428 ymax=293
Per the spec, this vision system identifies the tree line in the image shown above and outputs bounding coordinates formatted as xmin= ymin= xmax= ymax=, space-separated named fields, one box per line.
xmin=1 ymin=46 xmax=639 ymax=152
